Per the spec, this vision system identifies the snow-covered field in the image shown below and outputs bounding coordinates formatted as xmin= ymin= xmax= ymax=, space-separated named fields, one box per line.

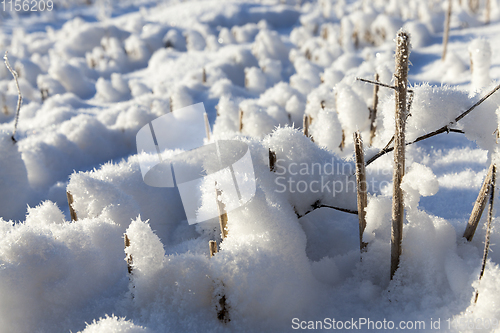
xmin=2 ymin=0 xmax=500 ymax=332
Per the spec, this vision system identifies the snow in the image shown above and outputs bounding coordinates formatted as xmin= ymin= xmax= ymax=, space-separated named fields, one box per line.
xmin=1 ymin=0 xmax=500 ymax=332
xmin=0 ymin=212 xmax=127 ymax=333
xmin=79 ymin=315 xmax=151 ymax=333
xmin=0 ymin=132 xmax=30 ymax=220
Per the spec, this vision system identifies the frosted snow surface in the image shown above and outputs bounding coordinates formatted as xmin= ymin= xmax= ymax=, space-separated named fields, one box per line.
xmin=1 ymin=0 xmax=500 ymax=332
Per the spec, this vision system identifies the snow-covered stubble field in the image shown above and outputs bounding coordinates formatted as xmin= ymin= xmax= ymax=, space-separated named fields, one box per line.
xmin=1 ymin=0 xmax=500 ymax=332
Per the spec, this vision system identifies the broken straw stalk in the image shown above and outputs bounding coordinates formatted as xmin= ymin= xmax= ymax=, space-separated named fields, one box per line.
xmin=390 ymin=30 xmax=410 ymax=280
xmin=66 ymin=191 xmax=78 ymax=221
xmin=211 ymin=186 xmax=230 ymax=323
xmin=442 ymin=0 xmax=452 ymax=61
xmin=204 ymin=121 xmax=229 ymax=322
xmin=354 ymin=131 xmax=368 ymax=253
xmin=463 ymin=163 xmax=494 ymax=241
xmin=3 ymin=51 xmax=22 ymax=142
xmin=474 ymin=164 xmax=496 ymax=303
xmin=369 ymin=73 xmax=379 ymax=146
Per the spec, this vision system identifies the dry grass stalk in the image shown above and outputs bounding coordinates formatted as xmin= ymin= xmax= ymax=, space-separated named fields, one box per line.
xmin=391 ymin=31 xmax=410 ymax=280
xmin=354 ymin=132 xmax=368 ymax=253
xmin=303 ymin=114 xmax=309 ymax=137
xmin=469 ymin=0 xmax=479 ymax=13
xmin=215 ymin=187 xmax=229 ymax=239
xmin=40 ymin=88 xmax=49 ymax=102
xmin=296 ymin=200 xmax=358 ymax=218
xmin=66 ymin=191 xmax=78 ymax=221
xmin=269 ymin=148 xmax=277 ymax=172
xmin=474 ymin=164 xmax=496 ymax=303
xmin=209 ymin=240 xmax=218 ymax=257
xmin=305 ymin=49 xmax=311 ymax=60
xmin=442 ymin=0 xmax=453 ymax=61
xmin=485 ymin=0 xmax=491 ymax=24
xmin=124 ymin=233 xmax=133 ymax=274
xmin=212 ymin=189 xmax=229 ymax=322
xmin=216 ymin=293 xmax=230 ymax=323
xmin=3 ymin=51 xmax=22 ymax=142
xmin=239 ymin=109 xmax=244 ymax=132
xmin=1 ymin=94 xmax=8 ymax=115
xmin=213 ymin=184 xmax=230 ymax=323
xmin=353 ymin=30 xmax=359 ymax=49
xmin=369 ymin=73 xmax=380 ymax=146
xmin=321 ymin=26 xmax=328 ymax=40
xmin=202 ymin=67 xmax=206 ymax=83
xmin=204 ymin=112 xmax=211 ymax=141
xmin=357 ymin=77 xmax=400 ymax=91
xmin=464 ymin=163 xmax=494 ymax=241
xmin=339 ymin=129 xmax=345 ymax=151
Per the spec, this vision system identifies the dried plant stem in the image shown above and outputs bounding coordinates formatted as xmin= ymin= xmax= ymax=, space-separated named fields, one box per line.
xmin=66 ymin=191 xmax=78 ymax=221
xmin=209 ymin=240 xmax=218 ymax=257
xmin=464 ymin=163 xmax=494 ymax=241
xmin=369 ymin=73 xmax=380 ymax=146
xmin=216 ymin=292 xmax=229 ymax=322
xmin=3 ymin=51 xmax=22 ymax=142
xmin=357 ymin=77 xmax=414 ymax=94
xmin=211 ymin=192 xmax=229 ymax=322
xmin=269 ymin=148 xmax=277 ymax=172
xmin=485 ymin=0 xmax=491 ymax=24
xmin=339 ymin=129 xmax=345 ymax=151
xmin=365 ymin=82 xmax=500 ymax=167
xmin=124 ymin=233 xmax=133 ymax=274
xmin=354 ymin=132 xmax=368 ymax=253
xmin=391 ymin=31 xmax=410 ymax=280
xmin=469 ymin=0 xmax=479 ymax=13
xmin=296 ymin=200 xmax=358 ymax=218
xmin=474 ymin=164 xmax=496 ymax=303
xmin=204 ymin=112 xmax=211 ymax=141
xmin=442 ymin=0 xmax=453 ymax=61
xmin=303 ymin=114 xmax=309 ymax=137
xmin=357 ymin=77 xmax=397 ymax=91
xmin=215 ymin=187 xmax=229 ymax=239
xmin=213 ymin=187 xmax=229 ymax=322
xmin=239 ymin=109 xmax=244 ymax=132
xmin=41 ymin=88 xmax=49 ymax=102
